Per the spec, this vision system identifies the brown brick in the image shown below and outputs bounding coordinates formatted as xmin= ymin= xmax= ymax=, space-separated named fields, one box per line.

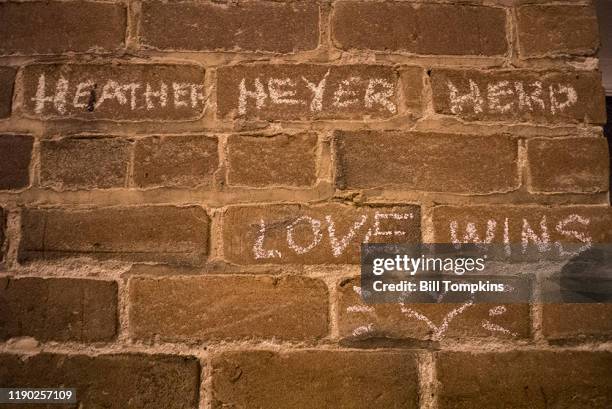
xmin=436 ymin=351 xmax=612 ymax=408
xmin=0 ymin=67 xmax=16 ymax=118
xmin=22 ymin=64 xmax=205 ymax=121
xmin=527 ymin=137 xmax=609 ymax=193
xmin=0 ymin=353 xmax=199 ymax=409
xmin=141 ymin=1 xmax=318 ymax=53
xmin=334 ymin=131 xmax=518 ymax=194
xmin=40 ymin=137 xmax=131 ymax=190
xmin=133 ymin=135 xmax=218 ymax=188
xmin=401 ymin=66 xmax=425 ymax=115
xmin=432 ymin=206 xmax=612 ymax=258
xmin=217 ymin=64 xmax=410 ymax=121
xmin=517 ymin=5 xmax=599 ymax=58
xmin=0 ymin=134 xmax=33 ymax=190
xmin=211 ymin=350 xmax=419 ymax=409
xmin=223 ymin=203 xmax=420 ymax=265
xmin=431 ymin=69 xmax=606 ymax=124
xmin=332 ymin=2 xmax=507 ymax=56
xmin=227 ymin=133 xmax=317 ymax=187
xmin=543 ymin=304 xmax=612 ymax=341
xmin=19 ymin=206 xmax=209 ymax=265
xmin=338 ymin=277 xmax=530 ymax=342
xmin=0 ymin=208 xmax=5 ymax=263
xmin=129 ymin=275 xmax=328 ymax=342
xmin=0 ymin=277 xmax=116 ymax=342
xmin=0 ymin=2 xmax=125 ymax=55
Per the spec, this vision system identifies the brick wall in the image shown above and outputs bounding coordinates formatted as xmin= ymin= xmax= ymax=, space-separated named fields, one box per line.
xmin=0 ymin=1 xmax=611 ymax=408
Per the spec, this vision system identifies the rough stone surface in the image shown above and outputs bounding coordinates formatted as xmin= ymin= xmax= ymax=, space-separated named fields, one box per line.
xmin=542 ymin=304 xmax=612 ymax=342
xmin=334 ymin=131 xmax=518 ymax=193
xmin=0 ymin=134 xmax=33 ymax=190
xmin=0 ymin=2 xmax=126 ymax=55
xmin=436 ymin=351 xmax=612 ymax=408
xmin=133 ymin=135 xmax=218 ymax=188
xmin=22 ymin=64 xmax=206 ymax=121
xmin=526 ymin=137 xmax=609 ymax=193
xmin=0 ymin=67 xmax=16 ymax=118
xmin=19 ymin=206 xmax=209 ymax=265
xmin=129 ymin=275 xmax=328 ymax=342
xmin=40 ymin=137 xmax=131 ymax=189
xmin=0 ymin=353 xmax=200 ymax=409
xmin=223 ymin=204 xmax=421 ymax=265
xmin=517 ymin=5 xmax=599 ymax=57
xmin=0 ymin=208 xmax=5 ymax=263
xmin=141 ymin=1 xmax=318 ymax=53
xmin=0 ymin=277 xmax=117 ymax=342
xmin=217 ymin=64 xmax=408 ymax=120
xmin=431 ymin=69 xmax=606 ymax=124
xmin=338 ymin=277 xmax=530 ymax=342
xmin=332 ymin=2 xmax=507 ymax=56
xmin=211 ymin=350 xmax=419 ymax=409
xmin=227 ymin=133 xmax=318 ymax=187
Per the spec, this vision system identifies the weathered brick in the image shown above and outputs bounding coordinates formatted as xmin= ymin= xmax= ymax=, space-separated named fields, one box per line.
xmin=19 ymin=206 xmax=209 ymax=265
xmin=334 ymin=131 xmax=518 ymax=193
xmin=332 ymin=2 xmax=507 ymax=56
xmin=526 ymin=137 xmax=609 ymax=193
xmin=0 ymin=2 xmax=126 ymax=55
xmin=129 ymin=275 xmax=328 ymax=342
xmin=543 ymin=304 xmax=612 ymax=341
xmin=141 ymin=1 xmax=318 ymax=53
xmin=0 ymin=277 xmax=117 ymax=342
xmin=0 ymin=208 xmax=5 ymax=263
xmin=211 ymin=350 xmax=419 ymax=409
xmin=431 ymin=69 xmax=606 ymax=124
xmin=0 ymin=353 xmax=199 ymax=409
xmin=0 ymin=67 xmax=16 ymax=118
xmin=432 ymin=206 xmax=612 ymax=258
xmin=133 ymin=135 xmax=218 ymax=188
xmin=517 ymin=5 xmax=599 ymax=58
xmin=0 ymin=134 xmax=33 ymax=190
xmin=22 ymin=64 xmax=206 ymax=121
xmin=338 ymin=277 xmax=530 ymax=342
xmin=227 ymin=133 xmax=317 ymax=187
xmin=217 ymin=64 xmax=409 ymax=121
xmin=436 ymin=351 xmax=612 ymax=408
xmin=223 ymin=203 xmax=420 ymax=265
xmin=40 ymin=137 xmax=131 ymax=189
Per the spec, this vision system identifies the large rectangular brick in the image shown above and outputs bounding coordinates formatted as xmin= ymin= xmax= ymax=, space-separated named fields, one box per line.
xmin=0 ymin=277 xmax=117 ymax=342
xmin=22 ymin=64 xmax=205 ymax=121
xmin=223 ymin=203 xmax=420 ymax=265
xmin=517 ymin=5 xmax=599 ymax=58
xmin=526 ymin=137 xmax=609 ymax=193
xmin=19 ymin=206 xmax=209 ymax=265
xmin=332 ymin=2 xmax=507 ymax=56
xmin=0 ymin=134 xmax=33 ymax=190
xmin=217 ymin=64 xmax=414 ymax=121
xmin=543 ymin=304 xmax=612 ymax=342
xmin=227 ymin=133 xmax=317 ymax=187
xmin=40 ymin=137 xmax=131 ymax=189
xmin=129 ymin=275 xmax=328 ymax=342
xmin=436 ymin=351 xmax=612 ymax=408
xmin=141 ymin=1 xmax=318 ymax=53
xmin=432 ymin=206 xmax=612 ymax=257
xmin=334 ymin=131 xmax=518 ymax=193
xmin=0 ymin=353 xmax=199 ymax=409
xmin=133 ymin=135 xmax=219 ymax=188
xmin=211 ymin=350 xmax=418 ymax=409
xmin=431 ymin=69 xmax=606 ymax=124
xmin=0 ymin=67 xmax=16 ymax=118
xmin=0 ymin=2 xmax=125 ymax=55
xmin=338 ymin=277 xmax=530 ymax=343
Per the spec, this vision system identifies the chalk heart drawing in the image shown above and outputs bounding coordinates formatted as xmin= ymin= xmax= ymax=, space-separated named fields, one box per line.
xmin=350 ymin=286 xmax=516 ymax=341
